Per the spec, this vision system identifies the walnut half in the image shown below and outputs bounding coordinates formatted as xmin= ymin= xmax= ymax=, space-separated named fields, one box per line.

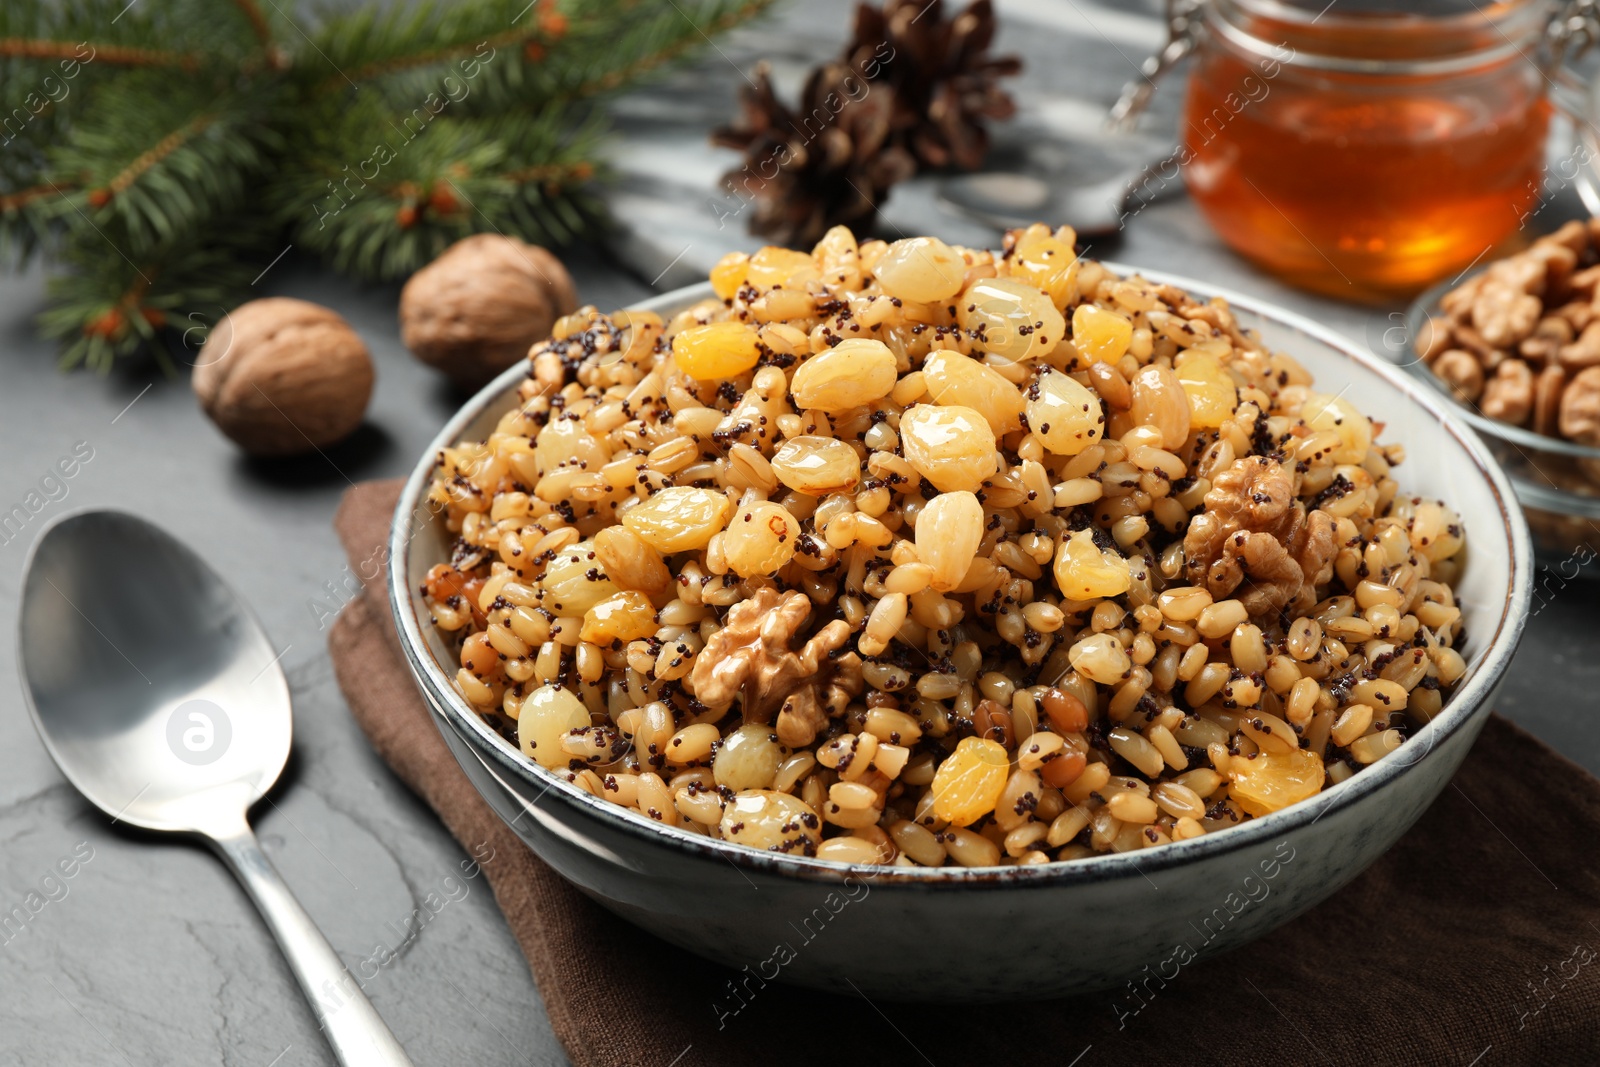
xmin=690 ymin=588 xmax=863 ymax=747
xmin=1560 ymin=366 xmax=1600 ymax=446
xmin=1183 ymin=457 xmax=1337 ymax=617
xmin=1480 ymin=359 xmax=1534 ymax=426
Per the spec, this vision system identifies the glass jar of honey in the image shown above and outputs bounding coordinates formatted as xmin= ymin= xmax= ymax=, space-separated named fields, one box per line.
xmin=1121 ymin=0 xmax=1592 ymax=300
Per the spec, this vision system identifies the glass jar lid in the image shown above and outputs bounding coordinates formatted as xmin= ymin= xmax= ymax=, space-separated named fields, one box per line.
xmin=1206 ymin=0 xmax=1552 ymax=74
xmin=1111 ymin=0 xmax=1600 ymax=131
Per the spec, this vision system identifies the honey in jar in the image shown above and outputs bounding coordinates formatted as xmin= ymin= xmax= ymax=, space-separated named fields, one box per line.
xmin=1179 ymin=0 xmax=1553 ymax=299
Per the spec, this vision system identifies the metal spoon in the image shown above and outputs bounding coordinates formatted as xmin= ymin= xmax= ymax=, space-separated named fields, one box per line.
xmin=18 ymin=509 xmax=413 ymax=1067
xmin=937 ymin=150 xmax=1184 ymax=239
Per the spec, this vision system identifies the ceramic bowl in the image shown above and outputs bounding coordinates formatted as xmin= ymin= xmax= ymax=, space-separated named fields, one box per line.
xmin=389 ymin=268 xmax=1532 ymax=1001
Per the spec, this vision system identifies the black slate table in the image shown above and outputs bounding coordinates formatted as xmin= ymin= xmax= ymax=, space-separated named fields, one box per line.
xmin=2 ymin=1 xmax=1597 ymax=1063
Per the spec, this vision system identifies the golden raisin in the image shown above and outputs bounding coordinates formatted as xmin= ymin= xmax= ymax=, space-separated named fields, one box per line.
xmin=790 ymin=338 xmax=898 ymax=411
xmin=770 ymin=436 xmax=862 ymax=496
xmin=579 ymin=590 xmax=657 ymax=645
xmin=1027 ymin=369 xmax=1104 ymax=456
xmin=518 ymin=685 xmax=591 ymax=770
xmin=923 ymin=350 xmax=1026 ymax=435
xmin=709 ymin=252 xmax=750 ymax=301
xmin=1053 ymin=528 xmax=1131 ymax=600
xmin=621 ymin=487 xmax=733 ymax=553
xmin=959 ymin=278 xmax=1065 ymax=362
xmin=1175 ymin=353 xmax=1237 ymax=430
xmin=672 ymin=321 xmax=761 ymax=380
xmin=1071 ymin=304 xmax=1132 ymax=364
xmin=899 ymin=404 xmax=997 ymax=492
xmin=1228 ymin=747 xmax=1325 ymax=817
xmin=931 ymin=737 xmax=1010 ymax=827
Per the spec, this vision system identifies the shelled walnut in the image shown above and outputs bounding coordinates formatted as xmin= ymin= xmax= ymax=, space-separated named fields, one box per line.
xmin=1183 ymin=456 xmax=1337 ymax=615
xmin=1560 ymin=367 xmax=1600 ymax=445
xmin=1481 ymin=360 xmax=1534 ymax=425
xmin=1423 ymin=219 xmax=1600 ymax=467
xmin=690 ymin=587 xmax=864 ymax=748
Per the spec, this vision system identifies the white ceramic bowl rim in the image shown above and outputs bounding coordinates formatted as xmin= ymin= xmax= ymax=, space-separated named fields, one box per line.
xmin=389 ymin=264 xmax=1533 ymax=888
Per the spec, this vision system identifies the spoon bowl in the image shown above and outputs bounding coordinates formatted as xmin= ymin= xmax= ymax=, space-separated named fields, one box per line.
xmin=936 ymin=150 xmax=1183 ymax=238
xmin=18 ymin=508 xmax=412 ymax=1066
xmin=938 ymin=169 xmax=1133 ymax=237
xmin=20 ymin=509 xmax=289 ymax=835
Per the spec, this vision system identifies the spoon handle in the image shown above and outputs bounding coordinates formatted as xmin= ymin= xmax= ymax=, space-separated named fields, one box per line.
xmin=209 ymin=823 xmax=415 ymax=1066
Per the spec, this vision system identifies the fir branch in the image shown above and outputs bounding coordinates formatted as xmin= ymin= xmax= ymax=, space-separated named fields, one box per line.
xmin=276 ymin=99 xmax=604 ymax=279
xmin=418 ymin=0 xmax=776 ymax=118
xmin=331 ymin=24 xmax=531 ymax=89
xmin=40 ymin=209 xmax=275 ymax=372
xmin=0 ymin=39 xmax=200 ymax=69
xmin=310 ymin=0 xmax=536 ymax=90
xmin=0 ymin=0 xmax=257 ymax=60
xmin=568 ymin=0 xmax=779 ymax=98
xmin=0 ymin=95 xmax=75 ymax=263
xmin=501 ymin=160 xmax=596 ymax=185
xmin=232 ymin=0 xmax=274 ymax=51
xmin=52 ymin=73 xmax=279 ymax=252
xmin=0 ymin=183 xmax=73 ymax=212
xmin=0 ymin=185 xmax=71 ymax=264
xmin=103 ymin=113 xmax=217 ymax=196
xmin=40 ymin=249 xmax=171 ymax=374
xmin=4 ymin=0 xmax=771 ymax=370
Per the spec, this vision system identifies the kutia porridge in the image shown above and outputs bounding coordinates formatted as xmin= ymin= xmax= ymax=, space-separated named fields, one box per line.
xmin=421 ymin=224 xmax=1470 ymax=869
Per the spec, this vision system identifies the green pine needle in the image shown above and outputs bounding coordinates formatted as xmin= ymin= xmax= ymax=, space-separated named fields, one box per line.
xmin=40 ymin=214 xmax=275 ymax=374
xmin=0 ymin=0 xmax=778 ymax=371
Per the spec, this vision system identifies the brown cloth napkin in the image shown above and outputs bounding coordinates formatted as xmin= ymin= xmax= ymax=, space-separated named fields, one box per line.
xmin=330 ymin=480 xmax=1600 ymax=1067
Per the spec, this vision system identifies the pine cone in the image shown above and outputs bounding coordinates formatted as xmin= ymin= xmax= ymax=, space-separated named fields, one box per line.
xmin=843 ymin=0 xmax=1020 ymax=172
xmin=712 ymin=61 xmax=915 ymax=248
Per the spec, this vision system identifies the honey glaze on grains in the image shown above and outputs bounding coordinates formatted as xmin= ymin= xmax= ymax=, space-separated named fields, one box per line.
xmin=1181 ymin=0 xmax=1551 ymax=298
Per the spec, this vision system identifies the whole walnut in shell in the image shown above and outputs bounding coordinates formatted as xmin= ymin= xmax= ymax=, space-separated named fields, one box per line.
xmin=192 ymin=298 xmax=374 ymax=457
xmin=400 ymin=234 xmax=578 ymax=389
